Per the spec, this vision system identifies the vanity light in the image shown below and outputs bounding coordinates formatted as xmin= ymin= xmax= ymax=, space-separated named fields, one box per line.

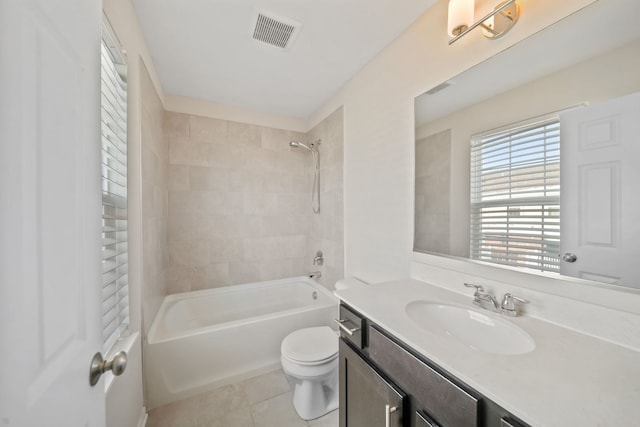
xmin=448 ymin=0 xmax=520 ymax=45
xmin=447 ymin=0 xmax=474 ymax=37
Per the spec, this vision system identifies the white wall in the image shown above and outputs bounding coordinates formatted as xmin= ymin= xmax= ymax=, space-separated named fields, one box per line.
xmin=308 ymin=0 xmax=597 ymax=283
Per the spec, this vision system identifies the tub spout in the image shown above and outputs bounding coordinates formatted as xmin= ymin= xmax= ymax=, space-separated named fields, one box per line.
xmin=309 ymin=271 xmax=322 ymax=279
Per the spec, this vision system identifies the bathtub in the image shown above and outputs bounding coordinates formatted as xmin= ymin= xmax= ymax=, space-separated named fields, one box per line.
xmin=145 ymin=276 xmax=339 ymax=408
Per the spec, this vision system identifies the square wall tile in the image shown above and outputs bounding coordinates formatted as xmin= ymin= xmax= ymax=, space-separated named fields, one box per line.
xmin=190 ymin=115 xmax=227 ymax=144
xmin=164 ymin=111 xmax=190 ymax=138
xmin=228 ymin=121 xmax=261 ymax=147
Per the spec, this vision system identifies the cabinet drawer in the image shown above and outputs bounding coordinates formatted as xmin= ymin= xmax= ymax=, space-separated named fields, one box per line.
xmin=336 ymin=304 xmax=365 ymax=348
xmin=369 ymin=325 xmax=479 ymax=427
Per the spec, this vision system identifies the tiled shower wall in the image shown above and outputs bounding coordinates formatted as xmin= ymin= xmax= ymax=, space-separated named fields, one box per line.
xmin=414 ymin=129 xmax=450 ymax=255
xmin=307 ymin=107 xmax=344 ymax=289
xmin=164 ymin=108 xmax=344 ymax=293
xmin=166 ymin=113 xmax=305 ymax=292
xmin=140 ymin=62 xmax=169 ymax=334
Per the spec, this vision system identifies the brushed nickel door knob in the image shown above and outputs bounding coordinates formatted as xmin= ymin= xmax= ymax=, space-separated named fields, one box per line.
xmin=89 ymin=350 xmax=127 ymax=386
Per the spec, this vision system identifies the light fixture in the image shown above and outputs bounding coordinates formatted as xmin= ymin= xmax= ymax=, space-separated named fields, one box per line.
xmin=447 ymin=0 xmax=520 ymax=45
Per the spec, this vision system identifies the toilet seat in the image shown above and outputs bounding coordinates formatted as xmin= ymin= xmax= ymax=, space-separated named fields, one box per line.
xmin=281 ymin=326 xmax=338 ymax=366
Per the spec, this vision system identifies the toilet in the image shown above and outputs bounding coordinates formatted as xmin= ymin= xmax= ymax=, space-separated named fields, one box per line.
xmin=280 ymin=277 xmax=368 ymax=420
xmin=281 ymin=326 xmax=339 ymax=420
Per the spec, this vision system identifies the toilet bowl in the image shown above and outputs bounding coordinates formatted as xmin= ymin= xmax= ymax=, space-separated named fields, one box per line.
xmin=280 ymin=326 xmax=339 ymax=420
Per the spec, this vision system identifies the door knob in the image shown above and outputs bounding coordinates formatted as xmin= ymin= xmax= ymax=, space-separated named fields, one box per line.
xmin=562 ymin=253 xmax=578 ymax=263
xmin=89 ymin=350 xmax=127 ymax=386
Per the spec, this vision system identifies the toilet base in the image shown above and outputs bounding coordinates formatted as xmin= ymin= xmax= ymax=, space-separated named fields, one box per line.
xmin=282 ymin=358 xmax=339 ymax=420
xmin=289 ymin=374 xmax=338 ymax=420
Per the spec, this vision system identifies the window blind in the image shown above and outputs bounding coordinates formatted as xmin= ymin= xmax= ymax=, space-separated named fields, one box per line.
xmin=101 ymin=33 xmax=128 ymax=352
xmin=470 ymin=118 xmax=560 ymax=273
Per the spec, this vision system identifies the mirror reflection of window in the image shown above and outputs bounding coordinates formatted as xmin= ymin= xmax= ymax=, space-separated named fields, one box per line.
xmin=470 ymin=118 xmax=560 ymax=273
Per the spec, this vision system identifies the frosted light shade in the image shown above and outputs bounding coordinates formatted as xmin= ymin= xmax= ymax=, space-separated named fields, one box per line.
xmin=448 ymin=0 xmax=475 ymax=37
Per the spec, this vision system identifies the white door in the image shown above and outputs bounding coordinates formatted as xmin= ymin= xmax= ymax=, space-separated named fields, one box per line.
xmin=560 ymin=92 xmax=640 ymax=288
xmin=0 ymin=0 xmax=105 ymax=425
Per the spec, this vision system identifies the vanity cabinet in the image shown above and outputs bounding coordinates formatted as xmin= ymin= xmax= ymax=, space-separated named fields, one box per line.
xmin=338 ymin=303 xmax=530 ymax=427
xmin=369 ymin=325 xmax=479 ymax=427
xmin=339 ymin=339 xmax=405 ymax=427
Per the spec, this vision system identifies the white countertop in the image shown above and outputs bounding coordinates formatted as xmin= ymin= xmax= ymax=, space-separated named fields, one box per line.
xmin=335 ymin=278 xmax=640 ymax=427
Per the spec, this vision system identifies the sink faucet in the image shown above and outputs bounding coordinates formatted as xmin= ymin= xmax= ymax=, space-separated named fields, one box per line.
xmin=464 ymin=283 xmax=527 ymax=316
xmin=480 ymin=292 xmax=500 ymax=310
xmin=464 ymin=283 xmax=498 ymax=310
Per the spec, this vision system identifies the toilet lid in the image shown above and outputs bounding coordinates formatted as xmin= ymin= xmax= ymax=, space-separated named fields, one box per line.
xmin=281 ymin=326 xmax=338 ymax=364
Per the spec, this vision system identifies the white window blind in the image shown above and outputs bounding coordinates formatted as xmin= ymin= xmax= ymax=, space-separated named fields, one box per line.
xmin=101 ymin=31 xmax=129 ymax=352
xmin=470 ymin=118 xmax=560 ymax=273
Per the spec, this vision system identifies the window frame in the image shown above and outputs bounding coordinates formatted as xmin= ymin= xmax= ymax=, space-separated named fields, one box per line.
xmin=101 ymin=23 xmax=129 ymax=353
xmin=469 ymin=116 xmax=561 ymax=273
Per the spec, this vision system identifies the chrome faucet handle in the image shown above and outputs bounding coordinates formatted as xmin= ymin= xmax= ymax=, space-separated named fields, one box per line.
xmin=464 ymin=283 xmax=484 ymax=295
xmin=465 ymin=283 xmax=500 ymax=310
xmin=313 ymin=250 xmax=324 ymax=266
xmin=501 ymin=293 xmax=528 ymax=311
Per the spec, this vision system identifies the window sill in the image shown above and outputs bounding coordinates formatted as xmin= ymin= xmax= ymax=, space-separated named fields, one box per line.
xmin=104 ymin=331 xmax=140 ymax=393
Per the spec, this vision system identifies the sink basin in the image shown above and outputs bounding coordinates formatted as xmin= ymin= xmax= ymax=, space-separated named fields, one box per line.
xmin=405 ymin=301 xmax=535 ymax=355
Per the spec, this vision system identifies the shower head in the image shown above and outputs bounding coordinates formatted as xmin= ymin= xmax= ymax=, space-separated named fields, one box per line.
xmin=289 ymin=140 xmax=314 ymax=151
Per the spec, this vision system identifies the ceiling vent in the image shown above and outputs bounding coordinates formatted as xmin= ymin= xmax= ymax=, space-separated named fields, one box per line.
xmin=251 ymin=10 xmax=301 ymax=50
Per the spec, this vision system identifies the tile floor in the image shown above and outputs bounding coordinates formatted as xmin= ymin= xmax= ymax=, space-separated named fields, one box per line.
xmin=146 ymin=369 xmax=338 ymax=427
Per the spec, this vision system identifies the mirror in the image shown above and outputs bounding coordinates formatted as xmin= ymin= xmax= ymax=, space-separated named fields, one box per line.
xmin=414 ymin=0 xmax=640 ymax=289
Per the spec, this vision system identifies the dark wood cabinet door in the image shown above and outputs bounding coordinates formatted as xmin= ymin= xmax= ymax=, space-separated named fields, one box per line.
xmin=369 ymin=325 xmax=479 ymax=427
xmin=339 ymin=339 xmax=406 ymax=427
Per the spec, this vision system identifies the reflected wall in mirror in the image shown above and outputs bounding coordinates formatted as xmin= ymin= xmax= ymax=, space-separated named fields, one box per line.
xmin=414 ymin=0 xmax=640 ymax=289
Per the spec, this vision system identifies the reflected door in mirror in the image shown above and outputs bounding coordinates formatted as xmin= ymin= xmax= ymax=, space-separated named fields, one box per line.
xmin=560 ymin=91 xmax=640 ymax=286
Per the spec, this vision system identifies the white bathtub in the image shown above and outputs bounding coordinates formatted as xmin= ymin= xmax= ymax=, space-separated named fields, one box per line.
xmin=145 ymin=277 xmax=339 ymax=408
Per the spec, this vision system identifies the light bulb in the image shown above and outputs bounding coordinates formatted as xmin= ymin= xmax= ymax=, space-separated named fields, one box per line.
xmin=448 ymin=0 xmax=475 ymax=37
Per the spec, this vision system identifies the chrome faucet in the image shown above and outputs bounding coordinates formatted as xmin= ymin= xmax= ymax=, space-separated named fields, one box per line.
xmin=464 ymin=283 xmax=528 ymax=316
xmin=309 ymin=271 xmax=322 ymax=279
xmin=464 ymin=283 xmax=498 ymax=310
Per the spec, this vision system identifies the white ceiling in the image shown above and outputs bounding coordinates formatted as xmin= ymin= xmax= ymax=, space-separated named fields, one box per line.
xmin=132 ymin=0 xmax=437 ymax=118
